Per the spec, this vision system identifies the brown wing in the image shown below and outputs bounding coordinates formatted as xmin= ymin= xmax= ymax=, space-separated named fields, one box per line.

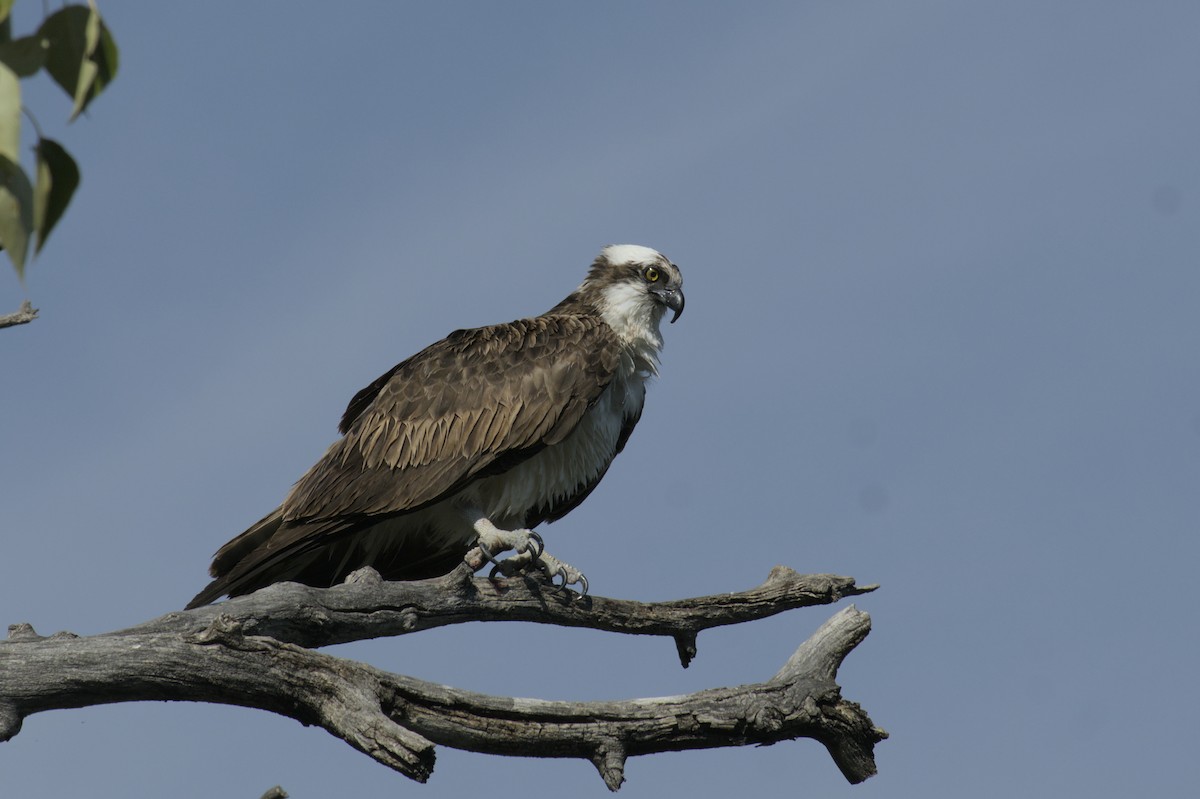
xmin=185 ymin=314 xmax=623 ymax=608
xmin=283 ymin=313 xmax=623 ymax=522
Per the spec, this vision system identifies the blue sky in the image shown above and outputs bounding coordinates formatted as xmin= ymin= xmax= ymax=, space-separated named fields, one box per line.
xmin=3 ymin=2 xmax=1198 ymax=797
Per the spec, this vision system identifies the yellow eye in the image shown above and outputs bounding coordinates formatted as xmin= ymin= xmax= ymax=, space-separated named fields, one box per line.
xmin=644 ymin=266 xmax=660 ymax=282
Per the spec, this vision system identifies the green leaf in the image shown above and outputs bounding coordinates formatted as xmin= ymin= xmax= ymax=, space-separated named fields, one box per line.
xmin=0 ymin=35 xmax=49 ymax=78
xmin=0 ymin=61 xmax=26 ymax=274
xmin=38 ymin=5 xmax=120 ymax=120
xmin=0 ymin=1 xmax=13 ymax=28
xmin=0 ymin=59 xmax=18 ymax=162
xmin=34 ymin=138 xmax=79 ymax=254
xmin=0 ymin=154 xmax=34 ymax=278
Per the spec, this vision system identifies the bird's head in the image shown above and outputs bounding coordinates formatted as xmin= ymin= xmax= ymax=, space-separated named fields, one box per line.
xmin=582 ymin=244 xmax=685 ymax=345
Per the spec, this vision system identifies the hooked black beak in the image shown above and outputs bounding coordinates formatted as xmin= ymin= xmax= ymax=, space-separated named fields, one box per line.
xmin=658 ymin=286 xmax=685 ymax=323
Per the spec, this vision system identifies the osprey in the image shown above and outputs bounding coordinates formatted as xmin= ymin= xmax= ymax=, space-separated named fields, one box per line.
xmin=186 ymin=245 xmax=684 ymax=608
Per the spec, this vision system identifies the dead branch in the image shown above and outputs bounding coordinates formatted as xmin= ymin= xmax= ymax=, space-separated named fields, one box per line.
xmin=0 ymin=567 xmax=886 ymax=790
xmin=0 ymin=300 xmax=38 ymax=329
xmin=125 ymin=562 xmax=877 ymax=667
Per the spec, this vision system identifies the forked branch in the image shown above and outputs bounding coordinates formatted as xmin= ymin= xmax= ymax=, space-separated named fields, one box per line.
xmin=0 ymin=567 xmax=886 ymax=790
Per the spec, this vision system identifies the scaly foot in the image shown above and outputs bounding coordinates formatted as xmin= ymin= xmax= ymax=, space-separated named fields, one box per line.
xmin=470 ymin=518 xmax=588 ymax=594
xmin=472 ymin=518 xmax=543 ymax=565
xmin=489 ymin=548 xmax=588 ymax=595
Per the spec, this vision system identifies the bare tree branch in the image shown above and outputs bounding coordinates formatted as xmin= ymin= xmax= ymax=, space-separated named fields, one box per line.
xmin=126 ymin=563 xmax=877 ymax=667
xmin=0 ymin=568 xmax=886 ymax=790
xmin=0 ymin=300 xmax=38 ymax=329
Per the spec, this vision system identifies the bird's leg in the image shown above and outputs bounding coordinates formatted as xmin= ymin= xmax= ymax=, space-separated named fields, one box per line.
xmin=472 ymin=518 xmax=543 ymax=565
xmin=470 ymin=518 xmax=588 ymax=595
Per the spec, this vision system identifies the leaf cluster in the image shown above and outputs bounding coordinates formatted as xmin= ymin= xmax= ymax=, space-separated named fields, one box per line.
xmin=0 ymin=1 xmax=118 ymax=279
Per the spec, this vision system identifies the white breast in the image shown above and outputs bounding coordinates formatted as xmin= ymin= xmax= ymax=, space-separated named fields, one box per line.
xmin=465 ymin=370 xmax=646 ymax=524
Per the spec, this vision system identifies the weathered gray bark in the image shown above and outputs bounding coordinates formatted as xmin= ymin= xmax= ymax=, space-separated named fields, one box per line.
xmin=0 ymin=300 xmax=38 ymax=329
xmin=0 ymin=564 xmax=886 ymax=791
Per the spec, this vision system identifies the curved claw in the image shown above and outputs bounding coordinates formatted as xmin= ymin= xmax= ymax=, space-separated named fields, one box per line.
xmin=527 ymin=531 xmax=545 ymax=559
xmin=549 ymin=568 xmax=588 ymax=596
xmin=477 ymin=541 xmax=501 ymax=568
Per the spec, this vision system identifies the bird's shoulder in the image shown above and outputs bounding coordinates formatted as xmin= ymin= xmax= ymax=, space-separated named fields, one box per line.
xmin=339 ymin=312 xmax=621 ymax=434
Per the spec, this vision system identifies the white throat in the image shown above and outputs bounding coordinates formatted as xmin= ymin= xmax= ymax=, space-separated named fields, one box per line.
xmin=595 ymin=281 xmax=664 ymax=376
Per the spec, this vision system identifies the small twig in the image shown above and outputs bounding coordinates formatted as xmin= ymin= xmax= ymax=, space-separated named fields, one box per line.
xmin=0 ymin=300 xmax=38 ymax=329
xmin=22 ymin=107 xmax=45 ymax=141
